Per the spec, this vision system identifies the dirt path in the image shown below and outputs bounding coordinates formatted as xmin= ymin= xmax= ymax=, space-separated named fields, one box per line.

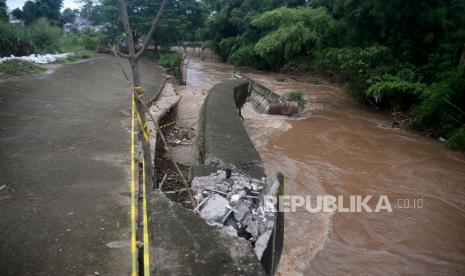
xmin=0 ymin=55 xmax=165 ymax=275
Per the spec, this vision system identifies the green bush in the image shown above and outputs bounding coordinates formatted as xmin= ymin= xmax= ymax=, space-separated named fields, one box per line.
xmin=252 ymin=7 xmax=334 ymax=69
xmin=366 ymin=74 xmax=425 ymax=110
xmin=0 ymin=22 xmax=27 ymax=56
xmin=230 ymin=44 xmax=263 ymax=67
xmin=158 ymin=52 xmax=182 ymax=79
xmin=158 ymin=52 xmax=181 ymax=69
xmin=286 ymin=91 xmax=306 ymax=108
xmin=446 ymin=127 xmax=465 ymax=151
xmin=411 ymin=74 xmax=465 ymax=136
xmin=25 ymin=18 xmax=62 ymax=53
xmin=0 ymin=18 xmax=105 ymax=60
xmin=218 ymin=37 xmax=240 ymax=61
xmin=0 ymin=18 xmax=61 ymax=56
xmin=282 ymin=60 xmax=298 ymax=72
xmin=315 ymin=45 xmax=392 ymax=80
xmin=58 ymin=30 xmax=107 ymax=52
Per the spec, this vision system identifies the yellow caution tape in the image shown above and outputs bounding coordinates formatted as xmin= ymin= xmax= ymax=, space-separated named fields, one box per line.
xmin=135 ymin=108 xmax=150 ymax=142
xmin=130 ymin=93 xmax=152 ymax=276
xmin=142 ymin=159 xmax=151 ymax=275
xmin=130 ymin=94 xmax=137 ymax=276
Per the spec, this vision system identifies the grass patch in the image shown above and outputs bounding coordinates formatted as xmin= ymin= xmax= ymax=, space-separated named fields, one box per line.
xmin=158 ymin=52 xmax=182 ymax=81
xmin=285 ymin=91 xmax=306 ymax=108
xmin=158 ymin=52 xmax=181 ymax=69
xmin=143 ymin=51 xmax=183 ymax=82
xmin=56 ymin=46 xmax=96 ymax=63
xmin=0 ymin=60 xmax=45 ymax=75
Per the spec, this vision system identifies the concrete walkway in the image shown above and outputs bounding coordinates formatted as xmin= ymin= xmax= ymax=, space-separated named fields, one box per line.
xmin=0 ymin=55 xmax=165 ymax=275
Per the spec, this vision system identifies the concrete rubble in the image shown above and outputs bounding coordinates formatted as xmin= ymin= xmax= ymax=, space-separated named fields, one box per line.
xmin=191 ymin=170 xmax=276 ymax=259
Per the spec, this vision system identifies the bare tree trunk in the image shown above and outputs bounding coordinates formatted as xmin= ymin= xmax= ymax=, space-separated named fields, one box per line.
xmin=118 ymin=0 xmax=168 ymax=189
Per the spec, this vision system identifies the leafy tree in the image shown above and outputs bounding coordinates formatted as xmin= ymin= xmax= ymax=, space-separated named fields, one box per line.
xmin=60 ymin=8 xmax=77 ymax=26
xmin=14 ymin=0 xmax=63 ymax=24
xmin=20 ymin=1 xmax=39 ymax=24
xmin=36 ymin=0 xmax=63 ymax=23
xmin=252 ymin=7 xmax=334 ymax=69
xmin=11 ymin=8 xmax=23 ymax=19
xmin=81 ymin=0 xmax=105 ymax=25
xmin=0 ymin=0 xmax=7 ymax=22
xmin=91 ymin=0 xmax=206 ymax=47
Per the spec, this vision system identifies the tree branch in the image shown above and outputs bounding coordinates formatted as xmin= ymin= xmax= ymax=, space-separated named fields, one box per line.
xmin=135 ymin=0 xmax=168 ymax=60
xmin=116 ymin=49 xmax=129 ymax=59
xmin=118 ymin=0 xmax=136 ymax=59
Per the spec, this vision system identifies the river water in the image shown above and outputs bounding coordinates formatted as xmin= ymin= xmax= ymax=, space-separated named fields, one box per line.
xmin=181 ymin=54 xmax=465 ymax=275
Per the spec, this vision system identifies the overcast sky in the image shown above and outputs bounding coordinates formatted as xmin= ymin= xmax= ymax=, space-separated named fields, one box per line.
xmin=6 ymin=0 xmax=83 ymax=11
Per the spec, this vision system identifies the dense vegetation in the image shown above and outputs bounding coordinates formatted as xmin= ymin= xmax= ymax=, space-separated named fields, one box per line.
xmin=146 ymin=51 xmax=182 ymax=80
xmin=201 ymin=0 xmax=465 ymax=150
xmin=0 ymin=19 xmax=101 ymax=58
xmin=0 ymin=1 xmax=103 ymax=59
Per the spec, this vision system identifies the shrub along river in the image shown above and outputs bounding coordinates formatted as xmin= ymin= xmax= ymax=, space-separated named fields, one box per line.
xmin=179 ymin=51 xmax=465 ymax=275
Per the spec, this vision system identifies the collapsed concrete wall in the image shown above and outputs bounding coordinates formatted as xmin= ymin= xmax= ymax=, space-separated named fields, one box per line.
xmin=191 ymin=79 xmax=283 ymax=275
xmin=234 ymin=72 xmax=301 ymax=116
xmin=149 ymin=190 xmax=267 ymax=275
xmin=147 ymin=80 xmax=267 ymax=275
xmin=191 ymin=79 xmax=265 ymax=179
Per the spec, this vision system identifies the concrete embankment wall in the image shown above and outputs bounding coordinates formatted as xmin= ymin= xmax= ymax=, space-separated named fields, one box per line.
xmin=249 ymin=81 xmax=282 ymax=114
xmin=147 ymin=80 xmax=266 ymax=275
xmin=232 ymin=73 xmax=282 ymax=114
xmin=191 ymin=79 xmax=284 ymax=275
xmin=192 ymin=79 xmax=265 ymax=179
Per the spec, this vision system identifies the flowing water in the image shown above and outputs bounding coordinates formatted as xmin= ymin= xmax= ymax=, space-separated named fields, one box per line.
xmin=182 ymin=54 xmax=465 ymax=275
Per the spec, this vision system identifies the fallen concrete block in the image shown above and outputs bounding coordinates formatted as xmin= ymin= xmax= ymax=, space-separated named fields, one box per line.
xmin=199 ymin=194 xmax=229 ymax=222
xmin=254 ymin=230 xmax=272 ymax=259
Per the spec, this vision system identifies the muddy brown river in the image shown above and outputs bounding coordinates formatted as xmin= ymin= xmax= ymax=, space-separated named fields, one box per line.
xmin=181 ymin=52 xmax=465 ymax=275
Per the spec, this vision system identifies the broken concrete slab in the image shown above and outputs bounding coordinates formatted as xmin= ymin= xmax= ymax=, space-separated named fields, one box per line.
xmin=234 ymin=201 xmax=250 ymax=221
xmin=199 ymin=194 xmax=229 ymax=222
xmin=148 ymin=190 xmax=266 ymax=275
xmin=254 ymin=230 xmax=272 ymax=259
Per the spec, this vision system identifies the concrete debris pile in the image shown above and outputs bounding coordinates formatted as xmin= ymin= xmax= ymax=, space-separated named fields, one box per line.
xmin=192 ymin=170 xmax=276 ymax=258
xmin=166 ymin=125 xmax=195 ymax=146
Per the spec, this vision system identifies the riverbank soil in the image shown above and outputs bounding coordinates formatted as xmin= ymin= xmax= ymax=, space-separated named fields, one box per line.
xmin=0 ymin=55 xmax=165 ymax=275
